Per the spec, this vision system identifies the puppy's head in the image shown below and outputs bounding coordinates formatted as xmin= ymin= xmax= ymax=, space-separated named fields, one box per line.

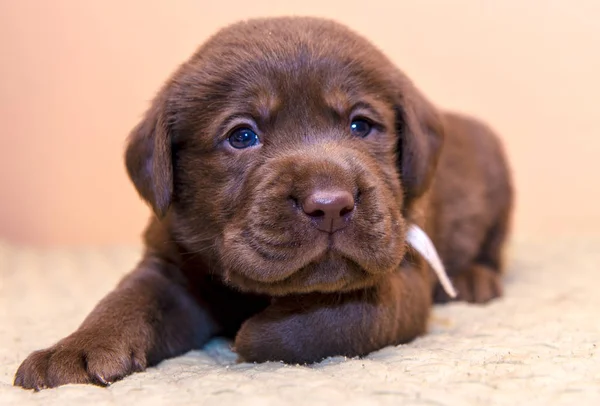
xmin=125 ymin=17 xmax=444 ymax=295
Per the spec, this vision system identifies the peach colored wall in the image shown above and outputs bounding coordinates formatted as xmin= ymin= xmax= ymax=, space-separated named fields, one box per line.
xmin=1 ymin=0 xmax=599 ymax=246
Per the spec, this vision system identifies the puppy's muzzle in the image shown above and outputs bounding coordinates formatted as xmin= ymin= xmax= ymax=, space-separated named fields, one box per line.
xmin=300 ymin=189 xmax=355 ymax=233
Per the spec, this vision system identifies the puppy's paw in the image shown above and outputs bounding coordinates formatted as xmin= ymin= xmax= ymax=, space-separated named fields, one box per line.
xmin=14 ymin=332 xmax=147 ymax=390
xmin=452 ymin=265 xmax=503 ymax=304
xmin=233 ymin=297 xmax=326 ymax=364
xmin=234 ymin=314 xmax=285 ymax=364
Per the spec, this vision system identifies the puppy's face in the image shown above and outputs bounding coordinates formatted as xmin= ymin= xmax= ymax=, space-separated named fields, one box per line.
xmin=126 ymin=18 xmax=444 ymax=296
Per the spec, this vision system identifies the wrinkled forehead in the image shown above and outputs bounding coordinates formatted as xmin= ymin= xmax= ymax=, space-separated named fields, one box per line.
xmin=225 ymin=50 xmax=383 ymax=96
xmin=168 ymin=31 xmax=396 ymax=140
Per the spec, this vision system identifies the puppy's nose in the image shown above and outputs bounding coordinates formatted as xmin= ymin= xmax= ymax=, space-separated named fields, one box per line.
xmin=302 ymin=190 xmax=355 ymax=233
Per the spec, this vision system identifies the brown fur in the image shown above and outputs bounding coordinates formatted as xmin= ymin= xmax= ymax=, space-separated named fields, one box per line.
xmin=14 ymin=17 xmax=513 ymax=390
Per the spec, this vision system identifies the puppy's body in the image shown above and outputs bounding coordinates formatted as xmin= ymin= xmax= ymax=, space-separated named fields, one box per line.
xmin=15 ymin=17 xmax=512 ymax=389
xmin=428 ymin=113 xmax=512 ymax=302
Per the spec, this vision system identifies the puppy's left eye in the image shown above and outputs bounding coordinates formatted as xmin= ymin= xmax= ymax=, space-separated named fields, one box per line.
xmin=350 ymin=119 xmax=373 ymax=138
xmin=228 ymin=127 xmax=260 ymax=149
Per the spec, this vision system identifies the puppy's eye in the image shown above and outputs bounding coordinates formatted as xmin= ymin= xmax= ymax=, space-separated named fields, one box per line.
xmin=350 ymin=119 xmax=373 ymax=138
xmin=228 ymin=127 xmax=260 ymax=149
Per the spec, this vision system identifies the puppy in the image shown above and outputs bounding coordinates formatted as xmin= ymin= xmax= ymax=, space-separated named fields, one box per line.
xmin=14 ymin=17 xmax=512 ymax=389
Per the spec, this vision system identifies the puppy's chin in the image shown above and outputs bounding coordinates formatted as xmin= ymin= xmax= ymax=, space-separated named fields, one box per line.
xmin=220 ymin=223 xmax=407 ymax=296
xmin=225 ymin=251 xmax=387 ymax=296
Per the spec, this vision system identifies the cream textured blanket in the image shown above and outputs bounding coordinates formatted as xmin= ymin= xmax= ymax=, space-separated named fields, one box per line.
xmin=1 ymin=237 xmax=599 ymax=405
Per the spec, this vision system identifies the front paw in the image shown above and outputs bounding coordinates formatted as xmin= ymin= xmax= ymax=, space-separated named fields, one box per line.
xmin=233 ymin=293 xmax=382 ymax=365
xmin=14 ymin=331 xmax=147 ymax=390
xmin=234 ymin=312 xmax=290 ymax=364
xmin=234 ymin=297 xmax=328 ymax=364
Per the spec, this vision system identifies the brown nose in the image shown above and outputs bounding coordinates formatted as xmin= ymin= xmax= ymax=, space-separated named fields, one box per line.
xmin=301 ymin=190 xmax=355 ymax=233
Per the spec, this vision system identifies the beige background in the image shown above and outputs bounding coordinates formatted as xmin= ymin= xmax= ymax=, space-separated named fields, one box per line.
xmin=0 ymin=0 xmax=599 ymax=246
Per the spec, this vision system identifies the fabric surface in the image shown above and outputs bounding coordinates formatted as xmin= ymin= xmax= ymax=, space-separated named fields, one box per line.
xmin=0 ymin=237 xmax=599 ymax=405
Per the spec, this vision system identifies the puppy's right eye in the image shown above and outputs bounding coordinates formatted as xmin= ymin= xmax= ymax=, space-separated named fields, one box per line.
xmin=228 ymin=127 xmax=260 ymax=149
xmin=350 ymin=119 xmax=373 ymax=138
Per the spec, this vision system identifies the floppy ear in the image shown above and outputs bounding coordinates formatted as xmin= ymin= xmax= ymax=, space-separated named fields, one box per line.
xmin=125 ymin=92 xmax=173 ymax=218
xmin=395 ymin=81 xmax=445 ymax=211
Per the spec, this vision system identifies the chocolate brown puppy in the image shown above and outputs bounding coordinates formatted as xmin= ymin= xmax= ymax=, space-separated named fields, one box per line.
xmin=14 ymin=17 xmax=513 ymax=389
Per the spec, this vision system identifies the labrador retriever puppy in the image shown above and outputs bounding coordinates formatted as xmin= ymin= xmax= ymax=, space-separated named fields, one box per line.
xmin=15 ymin=16 xmax=513 ymax=389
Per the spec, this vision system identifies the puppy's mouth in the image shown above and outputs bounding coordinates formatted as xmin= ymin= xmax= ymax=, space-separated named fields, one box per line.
xmin=221 ymin=226 xmax=402 ymax=296
xmin=226 ymin=247 xmax=379 ymax=296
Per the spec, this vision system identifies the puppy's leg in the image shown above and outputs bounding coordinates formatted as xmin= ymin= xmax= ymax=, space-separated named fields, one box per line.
xmin=14 ymin=257 xmax=217 ymax=390
xmin=437 ymin=208 xmax=511 ymax=304
xmin=454 ymin=208 xmax=510 ymax=303
xmin=234 ymin=265 xmax=431 ymax=364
